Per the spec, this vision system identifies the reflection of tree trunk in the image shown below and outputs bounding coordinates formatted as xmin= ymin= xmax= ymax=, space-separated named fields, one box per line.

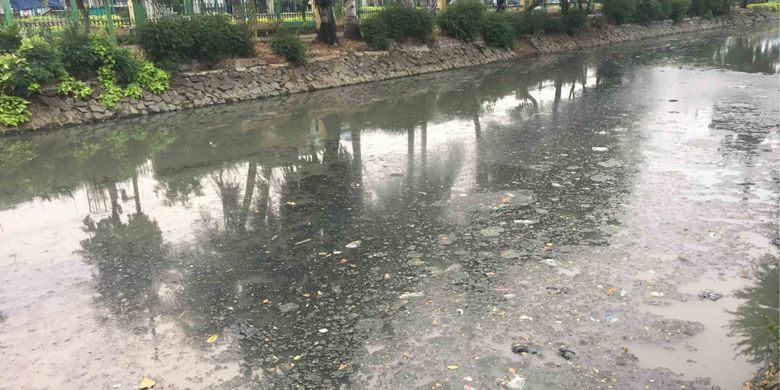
xmin=316 ymin=0 xmax=337 ymax=44
xmin=345 ymin=0 xmax=361 ymax=39
xmin=552 ymin=79 xmax=562 ymax=113
xmin=568 ymin=81 xmax=576 ymax=99
xmin=351 ymin=127 xmax=362 ymax=183
xmin=420 ymin=121 xmax=427 ymax=180
xmin=257 ymin=166 xmax=273 ymax=224
xmin=322 ymin=114 xmax=341 ymax=163
xmin=132 ymin=174 xmax=141 ymax=215
xmin=239 ymin=162 xmax=258 ymax=230
xmin=473 ymin=114 xmax=481 ymax=139
xmin=407 ymin=127 xmax=415 ymax=189
xmin=108 ymin=183 xmax=120 ymax=218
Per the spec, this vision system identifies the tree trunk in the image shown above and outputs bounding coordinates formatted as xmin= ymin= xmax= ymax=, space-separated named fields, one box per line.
xmin=585 ymin=0 xmax=592 ymax=11
xmin=76 ymin=0 xmax=90 ymax=31
xmin=316 ymin=0 xmax=337 ymax=45
xmin=427 ymin=0 xmax=437 ymax=14
xmin=561 ymin=0 xmax=569 ymax=14
xmin=739 ymin=0 xmax=747 ymax=8
xmin=524 ymin=0 xmax=542 ymax=12
xmin=344 ymin=0 xmax=361 ymax=39
xmin=267 ymin=0 xmax=275 ymax=14
xmin=231 ymin=0 xmax=245 ymax=23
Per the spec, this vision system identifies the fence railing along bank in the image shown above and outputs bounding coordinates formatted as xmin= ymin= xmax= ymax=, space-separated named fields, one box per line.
xmin=0 ymin=0 xmax=578 ymax=35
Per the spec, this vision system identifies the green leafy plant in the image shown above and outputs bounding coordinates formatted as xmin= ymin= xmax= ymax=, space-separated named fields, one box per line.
xmin=438 ymin=0 xmax=486 ymax=41
xmin=481 ymin=13 xmax=514 ymax=48
xmin=544 ymin=15 xmax=565 ymax=33
xmin=0 ymin=94 xmax=30 ymax=126
xmin=361 ymin=16 xmax=389 ymax=50
xmin=271 ymin=33 xmax=306 ymax=65
xmin=136 ymin=62 xmax=170 ymax=94
xmin=57 ymin=75 xmax=93 ymax=100
xmin=603 ymin=0 xmax=637 ymax=24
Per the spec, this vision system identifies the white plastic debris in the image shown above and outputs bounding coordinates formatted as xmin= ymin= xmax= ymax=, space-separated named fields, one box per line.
xmin=592 ymin=147 xmax=609 ymax=152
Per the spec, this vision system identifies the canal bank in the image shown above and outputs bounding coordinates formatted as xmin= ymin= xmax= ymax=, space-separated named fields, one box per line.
xmin=2 ymin=10 xmax=776 ymax=133
xmin=0 ymin=25 xmax=777 ymax=389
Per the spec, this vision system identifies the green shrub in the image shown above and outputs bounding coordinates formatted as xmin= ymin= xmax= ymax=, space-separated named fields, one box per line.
xmin=690 ymin=0 xmax=734 ymax=15
xmin=561 ymin=9 xmax=588 ymax=34
xmin=57 ymin=24 xmax=102 ymax=78
xmin=634 ymin=0 xmax=665 ymax=23
xmin=544 ymin=16 xmax=565 ymax=33
xmin=0 ymin=24 xmax=22 ymax=54
xmin=602 ymin=0 xmax=636 ymax=23
xmin=189 ymin=15 xmax=254 ymax=64
xmin=137 ymin=15 xmax=253 ymax=70
xmin=510 ymin=9 xmax=548 ymax=35
xmin=437 ymin=0 xmax=486 ymax=41
xmin=657 ymin=0 xmax=673 ymax=18
xmin=271 ymin=33 xmax=306 ymax=65
xmin=111 ymin=46 xmax=143 ymax=87
xmin=481 ymin=12 xmax=514 ymax=48
xmin=379 ymin=5 xmax=433 ymax=42
xmin=361 ymin=16 xmax=389 ymax=50
xmin=136 ymin=17 xmax=193 ymax=70
xmin=669 ymin=0 xmax=692 ymax=20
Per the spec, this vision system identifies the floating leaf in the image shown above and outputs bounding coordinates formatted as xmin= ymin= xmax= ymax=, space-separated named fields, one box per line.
xmin=207 ymin=335 xmax=219 ymax=343
xmin=293 ymin=355 xmax=302 ymax=361
xmin=138 ymin=376 xmax=156 ymax=389
xmin=446 ymin=365 xmax=459 ymax=370
xmin=345 ymin=240 xmax=361 ymax=249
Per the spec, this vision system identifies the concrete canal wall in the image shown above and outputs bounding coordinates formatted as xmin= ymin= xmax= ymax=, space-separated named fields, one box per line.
xmin=4 ymin=10 xmax=775 ymax=133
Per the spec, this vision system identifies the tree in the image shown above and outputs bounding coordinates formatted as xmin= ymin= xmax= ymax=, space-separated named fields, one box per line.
xmin=75 ymin=0 xmax=91 ymax=31
xmin=316 ymin=0 xmax=337 ymax=44
xmin=345 ymin=0 xmax=361 ymax=39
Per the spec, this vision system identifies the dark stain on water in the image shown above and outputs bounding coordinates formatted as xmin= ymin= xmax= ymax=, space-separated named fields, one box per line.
xmin=0 ymin=24 xmax=778 ymax=389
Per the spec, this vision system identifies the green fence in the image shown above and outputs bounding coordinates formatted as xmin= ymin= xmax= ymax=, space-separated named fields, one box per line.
xmin=0 ymin=0 xmax=407 ymax=31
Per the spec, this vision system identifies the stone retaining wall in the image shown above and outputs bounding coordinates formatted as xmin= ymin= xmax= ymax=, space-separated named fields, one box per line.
xmin=4 ymin=11 xmax=774 ymax=133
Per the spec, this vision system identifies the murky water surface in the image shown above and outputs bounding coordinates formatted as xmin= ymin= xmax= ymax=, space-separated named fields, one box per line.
xmin=1 ymin=25 xmax=778 ymax=390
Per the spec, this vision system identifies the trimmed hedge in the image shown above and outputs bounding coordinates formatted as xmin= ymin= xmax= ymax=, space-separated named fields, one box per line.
xmin=271 ymin=33 xmax=306 ymax=65
xmin=669 ymin=0 xmax=693 ymax=20
xmin=603 ymin=0 xmax=637 ymax=24
xmin=690 ymin=0 xmax=735 ymax=15
xmin=361 ymin=16 xmax=389 ymax=50
xmin=510 ymin=9 xmax=549 ymax=35
xmin=634 ymin=0 xmax=666 ymax=24
xmin=438 ymin=0 xmax=486 ymax=41
xmin=380 ymin=5 xmax=434 ymax=42
xmin=138 ymin=15 xmax=254 ymax=70
xmin=481 ymin=13 xmax=514 ymax=48
xmin=561 ymin=9 xmax=588 ymax=34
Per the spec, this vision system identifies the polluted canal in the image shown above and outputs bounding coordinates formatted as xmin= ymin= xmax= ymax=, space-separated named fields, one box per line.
xmin=0 ymin=25 xmax=778 ymax=390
